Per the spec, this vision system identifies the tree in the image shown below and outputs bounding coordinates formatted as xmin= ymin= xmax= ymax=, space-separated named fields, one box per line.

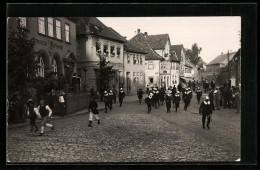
xmin=97 ymin=51 xmax=115 ymax=89
xmin=185 ymin=43 xmax=202 ymax=65
xmin=8 ymin=22 xmax=37 ymax=99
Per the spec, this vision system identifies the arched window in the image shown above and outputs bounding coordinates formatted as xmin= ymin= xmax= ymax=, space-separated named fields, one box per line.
xmin=52 ymin=59 xmax=58 ymax=73
xmin=37 ymin=57 xmax=45 ymax=77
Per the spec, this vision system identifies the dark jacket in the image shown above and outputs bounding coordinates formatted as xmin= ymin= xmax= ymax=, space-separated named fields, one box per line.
xmin=137 ymin=90 xmax=143 ymax=99
xmin=118 ymin=91 xmax=125 ymax=99
xmin=209 ymin=91 xmax=214 ymax=101
xmin=174 ymin=93 xmax=181 ymax=103
xmin=196 ymin=89 xmax=202 ymax=98
xmin=165 ymin=95 xmax=172 ymax=103
xmin=145 ymin=96 xmax=153 ymax=105
xmin=89 ymin=100 xmax=99 ymax=114
xmin=199 ymin=99 xmax=213 ymax=115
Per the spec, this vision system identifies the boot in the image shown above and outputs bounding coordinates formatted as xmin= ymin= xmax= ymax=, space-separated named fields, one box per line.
xmin=98 ymin=120 xmax=100 ymax=125
xmin=88 ymin=121 xmax=92 ymax=127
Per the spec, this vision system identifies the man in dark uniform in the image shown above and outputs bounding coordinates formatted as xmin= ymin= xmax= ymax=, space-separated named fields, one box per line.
xmin=146 ymin=85 xmax=149 ymax=94
xmin=159 ymin=88 xmax=165 ymax=106
xmin=165 ymin=90 xmax=172 ymax=113
xmin=199 ymin=96 xmax=213 ymax=129
xmin=196 ymin=87 xmax=202 ymax=104
xmin=183 ymin=88 xmax=189 ymax=111
xmin=174 ymin=91 xmax=181 ymax=112
xmin=177 ymin=83 xmax=182 ymax=96
xmin=145 ymin=93 xmax=153 ymax=113
xmin=187 ymin=87 xmax=193 ymax=108
xmin=137 ymin=89 xmax=144 ymax=104
xmin=208 ymin=88 xmax=215 ymax=111
xmin=154 ymin=88 xmax=160 ymax=109
xmin=103 ymin=91 xmax=109 ymax=113
xmin=118 ymin=88 xmax=125 ymax=107
xmin=108 ymin=89 xmax=113 ymax=110
xmin=210 ymin=80 xmax=216 ymax=90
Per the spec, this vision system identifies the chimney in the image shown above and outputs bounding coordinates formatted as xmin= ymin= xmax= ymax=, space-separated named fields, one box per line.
xmin=137 ymin=29 xmax=140 ymax=34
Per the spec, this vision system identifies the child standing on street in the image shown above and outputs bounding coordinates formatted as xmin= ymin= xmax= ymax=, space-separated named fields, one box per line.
xmin=26 ymin=99 xmax=38 ymax=133
xmin=88 ymin=97 xmax=100 ymax=127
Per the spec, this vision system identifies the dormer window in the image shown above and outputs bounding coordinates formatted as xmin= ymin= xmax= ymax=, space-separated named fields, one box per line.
xmin=103 ymin=44 xmax=108 ymax=56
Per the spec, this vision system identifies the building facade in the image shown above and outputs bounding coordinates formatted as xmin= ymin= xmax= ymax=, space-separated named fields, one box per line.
xmin=8 ymin=17 xmax=77 ymax=79
xmin=75 ymin=17 xmax=125 ymax=92
xmin=124 ymin=42 xmax=146 ymax=95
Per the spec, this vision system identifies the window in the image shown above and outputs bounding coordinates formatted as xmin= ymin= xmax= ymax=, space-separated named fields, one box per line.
xmin=52 ymin=59 xmax=58 ymax=73
xmin=149 ymin=77 xmax=154 ymax=84
xmin=103 ymin=44 xmax=108 ymax=56
xmin=48 ymin=17 xmax=54 ymax=37
xmin=136 ymin=55 xmax=139 ymax=64
xmin=38 ymin=17 xmax=45 ymax=34
xmin=133 ymin=55 xmax=136 ymax=64
xmin=96 ymin=41 xmax=101 ymax=54
xmin=110 ymin=45 xmax=115 ymax=57
xmin=136 ymin=72 xmax=139 ymax=82
xmin=161 ymin=63 xmax=163 ymax=70
xmin=37 ymin=57 xmax=44 ymax=77
xmin=133 ymin=72 xmax=136 ymax=82
xmin=172 ymin=63 xmax=175 ymax=70
xmin=55 ymin=19 xmax=61 ymax=39
xmin=65 ymin=24 xmax=70 ymax=42
xmin=140 ymin=72 xmax=143 ymax=81
xmin=176 ymin=63 xmax=179 ymax=70
xmin=127 ymin=55 xmax=130 ymax=64
xmin=19 ymin=17 xmax=26 ymax=27
xmin=148 ymin=62 xmax=154 ymax=69
xmin=140 ymin=56 xmax=143 ymax=65
xmin=117 ymin=46 xmax=121 ymax=57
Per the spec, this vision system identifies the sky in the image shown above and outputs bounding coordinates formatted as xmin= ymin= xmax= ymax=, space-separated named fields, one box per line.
xmin=98 ymin=17 xmax=241 ymax=63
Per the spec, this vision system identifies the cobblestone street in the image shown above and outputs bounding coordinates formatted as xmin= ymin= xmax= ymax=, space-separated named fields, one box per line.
xmin=7 ymin=94 xmax=240 ymax=162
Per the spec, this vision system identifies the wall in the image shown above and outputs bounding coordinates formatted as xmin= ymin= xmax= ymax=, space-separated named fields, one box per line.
xmin=145 ymin=60 xmax=160 ymax=88
xmin=66 ymin=93 xmax=90 ymax=115
xmin=124 ymin=52 xmax=145 ymax=95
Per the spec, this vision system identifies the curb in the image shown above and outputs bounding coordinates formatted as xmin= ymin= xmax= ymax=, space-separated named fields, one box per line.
xmin=7 ymin=107 xmax=105 ymax=129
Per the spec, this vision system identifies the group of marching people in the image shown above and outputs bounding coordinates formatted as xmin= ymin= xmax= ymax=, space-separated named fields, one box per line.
xmin=143 ymin=86 xmax=196 ymax=114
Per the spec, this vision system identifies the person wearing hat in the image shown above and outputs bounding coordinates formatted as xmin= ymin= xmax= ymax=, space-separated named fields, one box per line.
xmin=214 ymin=88 xmax=221 ymax=110
xmin=195 ymin=87 xmax=202 ymax=104
xmin=199 ymin=96 xmax=213 ymax=129
xmin=58 ymin=91 xmax=66 ymax=116
xmin=174 ymin=91 xmax=181 ymax=112
xmin=183 ymin=88 xmax=192 ymax=111
xmin=118 ymin=88 xmax=125 ymax=107
xmin=137 ymin=89 xmax=144 ymax=104
xmin=26 ymin=99 xmax=38 ymax=133
xmin=145 ymin=93 xmax=153 ymax=113
xmin=165 ymin=90 xmax=172 ymax=113
xmin=159 ymin=88 xmax=165 ymax=106
xmin=103 ymin=91 xmax=109 ymax=113
xmin=108 ymin=89 xmax=113 ymax=110
xmin=88 ymin=97 xmax=100 ymax=127
xmin=154 ymin=88 xmax=160 ymax=109
xmin=36 ymin=98 xmax=54 ymax=136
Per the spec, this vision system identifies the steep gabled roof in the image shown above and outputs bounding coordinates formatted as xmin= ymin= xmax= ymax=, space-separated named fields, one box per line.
xmin=146 ymin=34 xmax=169 ymax=50
xmin=171 ymin=44 xmax=184 ymax=61
xmin=207 ymin=52 xmax=236 ymax=66
xmin=129 ymin=33 xmax=161 ymax=60
xmin=107 ymin=27 xmax=146 ymax=54
xmin=75 ymin=17 xmax=126 ymax=43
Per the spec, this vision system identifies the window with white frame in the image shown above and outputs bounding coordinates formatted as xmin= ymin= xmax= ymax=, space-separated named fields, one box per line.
xmin=38 ymin=17 xmax=45 ymax=34
xmin=19 ymin=17 xmax=26 ymax=27
xmin=148 ymin=62 xmax=154 ymax=69
xmin=133 ymin=72 xmax=136 ymax=82
xmin=127 ymin=55 xmax=130 ymax=64
xmin=136 ymin=55 xmax=139 ymax=64
xmin=103 ymin=44 xmax=108 ymax=56
xmin=52 ymin=59 xmax=58 ymax=73
xmin=55 ymin=19 xmax=61 ymax=39
xmin=172 ymin=63 xmax=175 ymax=70
xmin=96 ymin=41 xmax=101 ymax=54
xmin=65 ymin=24 xmax=70 ymax=42
xmin=110 ymin=45 xmax=115 ymax=57
xmin=37 ymin=57 xmax=45 ymax=77
xmin=133 ymin=55 xmax=136 ymax=64
xmin=117 ymin=46 xmax=121 ymax=58
xmin=176 ymin=63 xmax=179 ymax=70
xmin=140 ymin=56 xmax=143 ymax=65
xmin=48 ymin=17 xmax=54 ymax=37
xmin=136 ymin=72 xmax=139 ymax=82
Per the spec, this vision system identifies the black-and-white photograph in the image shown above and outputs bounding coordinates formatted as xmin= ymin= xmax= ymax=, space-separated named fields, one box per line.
xmin=7 ymin=14 xmax=244 ymax=163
